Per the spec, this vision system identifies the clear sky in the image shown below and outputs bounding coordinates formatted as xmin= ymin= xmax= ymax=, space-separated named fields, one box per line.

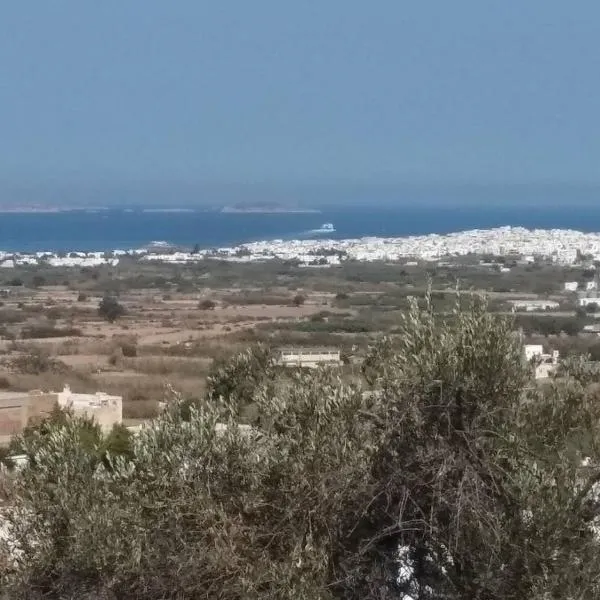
xmin=0 ymin=1 xmax=598 ymax=200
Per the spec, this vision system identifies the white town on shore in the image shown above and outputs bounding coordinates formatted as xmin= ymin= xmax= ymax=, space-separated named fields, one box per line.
xmin=4 ymin=226 xmax=600 ymax=268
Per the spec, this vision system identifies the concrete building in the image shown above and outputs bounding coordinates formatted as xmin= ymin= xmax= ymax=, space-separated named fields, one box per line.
xmin=0 ymin=390 xmax=56 ymax=445
xmin=523 ymin=344 xmax=560 ymax=379
xmin=0 ymin=385 xmax=122 ymax=445
xmin=564 ymin=281 xmax=579 ymax=292
xmin=0 ymin=394 xmax=29 ymax=445
xmin=578 ymin=297 xmax=600 ymax=308
xmin=57 ymin=385 xmax=122 ymax=433
xmin=275 ymin=347 xmax=342 ymax=368
xmin=524 ymin=345 xmax=544 ymax=362
xmin=509 ymin=300 xmax=560 ymax=312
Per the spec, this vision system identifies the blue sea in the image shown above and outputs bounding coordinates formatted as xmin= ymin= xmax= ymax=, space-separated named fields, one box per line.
xmin=2 ymin=205 xmax=600 ymax=253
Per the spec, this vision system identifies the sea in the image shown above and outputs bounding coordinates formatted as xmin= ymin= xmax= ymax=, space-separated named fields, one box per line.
xmin=3 ymin=204 xmax=600 ymax=253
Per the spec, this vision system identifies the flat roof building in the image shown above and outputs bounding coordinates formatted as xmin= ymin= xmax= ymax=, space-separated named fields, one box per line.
xmin=275 ymin=347 xmax=342 ymax=368
xmin=0 ymin=385 xmax=123 ymax=446
xmin=57 ymin=385 xmax=122 ymax=433
xmin=0 ymin=390 xmax=56 ymax=446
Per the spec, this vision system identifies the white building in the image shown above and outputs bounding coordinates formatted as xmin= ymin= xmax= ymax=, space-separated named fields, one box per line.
xmin=579 ymin=297 xmax=600 ymax=308
xmin=510 ymin=300 xmax=560 ymax=312
xmin=57 ymin=385 xmax=122 ymax=432
xmin=275 ymin=347 xmax=342 ymax=368
xmin=524 ymin=345 xmax=544 ymax=362
xmin=564 ymin=281 xmax=579 ymax=292
xmin=523 ymin=345 xmax=559 ymax=379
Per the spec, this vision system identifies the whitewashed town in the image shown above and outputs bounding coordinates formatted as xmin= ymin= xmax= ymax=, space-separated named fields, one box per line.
xmin=4 ymin=225 xmax=600 ymax=268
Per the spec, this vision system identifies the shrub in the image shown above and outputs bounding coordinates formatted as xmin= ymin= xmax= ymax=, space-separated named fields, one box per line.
xmin=31 ymin=275 xmax=46 ymax=288
xmin=6 ymin=296 xmax=600 ymax=599
xmin=11 ymin=347 xmax=69 ymax=375
xmin=77 ymin=292 xmax=88 ymax=302
xmin=98 ymin=296 xmax=125 ymax=322
xmin=0 ymin=310 xmax=24 ymax=325
xmin=103 ymin=424 xmax=133 ymax=459
xmin=198 ymin=299 xmax=216 ymax=310
xmin=21 ymin=326 xmax=82 ymax=339
xmin=120 ymin=343 xmax=137 ymax=358
xmin=292 ymin=293 xmax=306 ymax=307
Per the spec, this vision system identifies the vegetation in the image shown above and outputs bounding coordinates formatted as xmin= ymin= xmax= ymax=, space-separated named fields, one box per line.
xmin=198 ymin=298 xmax=216 ymax=310
xmin=20 ymin=325 xmax=82 ymax=339
xmin=10 ymin=347 xmax=69 ymax=375
xmin=3 ymin=296 xmax=600 ymax=598
xmin=515 ymin=314 xmax=586 ymax=336
xmin=8 ymin=406 xmax=133 ymax=464
xmin=292 ymin=293 xmax=306 ymax=306
xmin=98 ymin=295 xmax=125 ymax=322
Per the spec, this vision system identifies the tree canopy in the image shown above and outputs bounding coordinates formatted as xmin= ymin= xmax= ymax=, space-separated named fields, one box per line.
xmin=98 ymin=295 xmax=125 ymax=322
xmin=3 ymin=295 xmax=600 ymax=599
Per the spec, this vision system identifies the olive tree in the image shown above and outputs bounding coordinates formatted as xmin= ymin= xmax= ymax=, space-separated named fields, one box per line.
xmin=98 ymin=295 xmax=125 ymax=323
xmin=4 ymin=294 xmax=600 ymax=599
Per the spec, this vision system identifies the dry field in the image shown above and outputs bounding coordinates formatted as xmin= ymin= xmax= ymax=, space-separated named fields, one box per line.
xmin=0 ymin=284 xmax=347 ymax=420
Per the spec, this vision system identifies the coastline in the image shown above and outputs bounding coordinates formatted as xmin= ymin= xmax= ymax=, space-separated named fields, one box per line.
xmin=0 ymin=226 xmax=598 ymax=267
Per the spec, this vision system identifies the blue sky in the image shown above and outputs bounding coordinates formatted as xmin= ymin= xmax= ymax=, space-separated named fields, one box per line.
xmin=0 ymin=1 xmax=598 ymax=198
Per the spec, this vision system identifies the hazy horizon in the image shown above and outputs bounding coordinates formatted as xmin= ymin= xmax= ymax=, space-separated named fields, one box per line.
xmin=1 ymin=2 xmax=599 ymax=202
xmin=2 ymin=180 xmax=600 ymax=210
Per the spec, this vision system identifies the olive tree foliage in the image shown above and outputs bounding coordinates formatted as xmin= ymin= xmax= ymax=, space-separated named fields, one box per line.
xmin=3 ymin=295 xmax=600 ymax=599
xmin=349 ymin=297 xmax=600 ymax=600
xmin=1 ymin=366 xmax=373 ymax=599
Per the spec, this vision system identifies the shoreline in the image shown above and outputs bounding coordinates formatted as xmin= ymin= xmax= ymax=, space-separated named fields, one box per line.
xmin=0 ymin=226 xmax=597 ymax=266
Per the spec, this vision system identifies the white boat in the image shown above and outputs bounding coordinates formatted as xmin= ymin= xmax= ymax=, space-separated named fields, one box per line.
xmin=309 ymin=223 xmax=335 ymax=234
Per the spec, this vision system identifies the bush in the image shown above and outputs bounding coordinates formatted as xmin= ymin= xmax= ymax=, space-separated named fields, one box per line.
xmin=103 ymin=424 xmax=133 ymax=459
xmin=77 ymin=292 xmax=88 ymax=302
xmin=120 ymin=342 xmax=137 ymax=358
xmin=98 ymin=295 xmax=125 ymax=322
xmin=198 ymin=299 xmax=216 ymax=310
xmin=31 ymin=275 xmax=46 ymax=288
xmin=0 ymin=310 xmax=24 ymax=325
xmin=292 ymin=293 xmax=306 ymax=307
xmin=21 ymin=325 xmax=82 ymax=339
xmin=11 ymin=347 xmax=69 ymax=375
xmin=5 ymin=296 xmax=600 ymax=598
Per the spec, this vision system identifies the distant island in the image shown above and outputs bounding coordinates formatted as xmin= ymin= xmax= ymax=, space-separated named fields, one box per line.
xmin=0 ymin=205 xmax=109 ymax=213
xmin=220 ymin=202 xmax=320 ymax=214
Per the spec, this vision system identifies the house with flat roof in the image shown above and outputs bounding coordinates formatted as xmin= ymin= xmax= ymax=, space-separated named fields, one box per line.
xmin=275 ymin=347 xmax=342 ymax=368
xmin=523 ymin=344 xmax=559 ymax=380
xmin=57 ymin=385 xmax=122 ymax=433
xmin=509 ymin=300 xmax=560 ymax=312
xmin=0 ymin=385 xmax=123 ymax=446
xmin=0 ymin=390 xmax=56 ymax=446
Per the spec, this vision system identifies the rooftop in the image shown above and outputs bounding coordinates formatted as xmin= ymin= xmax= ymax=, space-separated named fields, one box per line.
xmin=277 ymin=347 xmax=340 ymax=354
